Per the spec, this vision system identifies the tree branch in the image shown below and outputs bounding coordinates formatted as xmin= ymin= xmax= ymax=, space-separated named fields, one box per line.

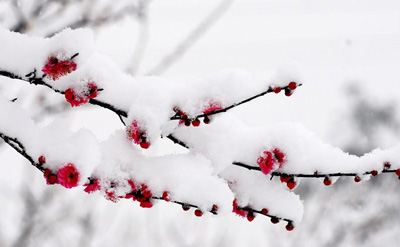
xmin=0 ymin=132 xmax=43 ymax=172
xmin=232 ymin=161 xmax=398 ymax=178
xmin=170 ymin=84 xmax=302 ymax=121
xmin=0 ymin=70 xmax=129 ymax=118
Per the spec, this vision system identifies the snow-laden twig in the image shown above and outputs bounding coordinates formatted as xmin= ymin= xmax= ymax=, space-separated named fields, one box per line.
xmin=0 ymin=70 xmax=128 ymax=117
xmin=0 ymin=132 xmax=42 ymax=171
xmin=232 ymin=161 xmax=398 ymax=178
xmin=170 ymin=84 xmax=303 ymax=121
xmin=0 ymin=70 xmax=295 ymax=122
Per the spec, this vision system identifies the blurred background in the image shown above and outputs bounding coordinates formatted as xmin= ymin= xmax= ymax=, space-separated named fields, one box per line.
xmin=1 ymin=0 xmax=400 ymax=246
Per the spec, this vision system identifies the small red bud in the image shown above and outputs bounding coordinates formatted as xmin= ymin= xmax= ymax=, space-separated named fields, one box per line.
xmin=162 ymin=191 xmax=171 ymax=202
xmin=286 ymin=221 xmax=294 ymax=231
xmin=48 ymin=174 xmax=57 ymax=185
xmin=371 ymin=170 xmax=378 ymax=176
xmin=38 ymin=155 xmax=46 ymax=164
xmin=323 ymin=177 xmax=332 ymax=186
xmin=384 ymin=161 xmax=391 ymax=169
xmin=247 ymin=211 xmax=255 ymax=222
xmin=288 ymin=82 xmax=297 ymax=90
xmin=194 ymin=209 xmax=203 ymax=217
xmin=192 ymin=119 xmax=201 ymax=127
xmin=286 ymin=178 xmax=296 ymax=190
xmin=354 ymin=176 xmax=361 ymax=183
xmin=140 ymin=141 xmax=150 ymax=149
xmin=211 ymin=204 xmax=218 ymax=214
xmin=143 ymin=190 xmax=152 ymax=198
xmin=273 ymin=87 xmax=281 ymax=94
xmin=271 ymin=217 xmax=280 ymax=224
xmin=182 ymin=204 xmax=190 ymax=211
xmin=140 ymin=201 xmax=153 ymax=208
xmin=261 ymin=208 xmax=269 ymax=215
xmin=203 ymin=116 xmax=211 ymax=124
xmin=280 ymin=174 xmax=290 ymax=183
xmin=395 ymin=169 xmax=400 ymax=177
xmin=65 ymin=88 xmax=76 ymax=101
xmin=285 ymin=88 xmax=293 ymax=97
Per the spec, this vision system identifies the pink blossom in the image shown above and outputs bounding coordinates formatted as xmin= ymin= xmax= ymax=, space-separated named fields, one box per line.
xmin=64 ymin=88 xmax=90 ymax=107
xmin=273 ymin=148 xmax=286 ymax=167
xmin=87 ymin=82 xmax=98 ymax=99
xmin=84 ymin=178 xmax=100 ymax=193
xmin=105 ymin=191 xmax=118 ymax=202
xmin=232 ymin=199 xmax=248 ymax=217
xmin=57 ymin=163 xmax=80 ymax=189
xmin=126 ymin=120 xmax=142 ymax=144
xmin=257 ymin=150 xmax=277 ymax=175
xmin=203 ymin=100 xmax=223 ymax=114
xmin=42 ymin=56 xmax=77 ymax=80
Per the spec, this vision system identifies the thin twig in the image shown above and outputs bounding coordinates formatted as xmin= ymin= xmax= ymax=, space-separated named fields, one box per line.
xmin=166 ymin=134 xmax=189 ymax=149
xmin=232 ymin=161 xmax=398 ymax=178
xmin=170 ymin=84 xmax=302 ymax=121
xmin=242 ymin=206 xmax=292 ymax=224
xmin=0 ymin=70 xmax=129 ymax=118
xmin=0 ymin=133 xmax=43 ymax=172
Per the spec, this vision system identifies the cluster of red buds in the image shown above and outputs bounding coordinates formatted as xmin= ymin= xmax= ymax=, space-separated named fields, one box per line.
xmin=279 ymin=174 xmax=297 ymax=190
xmin=42 ymin=55 xmax=77 ymax=81
xmin=127 ymin=182 xmax=154 ymax=208
xmin=101 ymin=179 xmax=156 ymax=207
xmin=271 ymin=81 xmax=298 ymax=97
xmin=257 ymin=148 xmax=286 ymax=175
xmin=321 ymin=161 xmax=400 ymax=186
xmin=126 ymin=120 xmax=150 ymax=149
xmin=173 ymin=107 xmax=204 ymax=126
xmin=233 ymin=199 xmax=294 ymax=230
xmin=232 ymin=199 xmax=258 ymax=222
xmin=83 ymin=178 xmax=101 ymax=193
xmin=382 ymin=161 xmax=400 ymax=180
xmin=173 ymin=101 xmax=223 ymax=126
xmin=181 ymin=203 xmax=218 ymax=217
xmin=203 ymin=101 xmax=223 ymax=114
xmin=120 ymin=180 xmax=172 ymax=208
xmin=39 ymin=156 xmax=80 ymax=189
xmin=65 ymin=82 xmax=99 ymax=107
xmin=83 ymin=176 xmax=219 ymax=217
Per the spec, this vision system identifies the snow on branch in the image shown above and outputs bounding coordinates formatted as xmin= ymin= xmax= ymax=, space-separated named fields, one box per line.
xmin=0 ymin=27 xmax=301 ymax=149
xmin=1 ymin=27 xmax=398 ymax=230
xmin=0 ymin=95 xmax=237 ymax=218
xmin=174 ymin=114 xmax=400 ymax=188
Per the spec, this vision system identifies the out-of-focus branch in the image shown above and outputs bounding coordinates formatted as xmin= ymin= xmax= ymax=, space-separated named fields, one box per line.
xmin=8 ymin=0 xmax=144 ymax=37
xmin=147 ymin=0 xmax=235 ymax=75
xmin=10 ymin=0 xmax=28 ymax=33
xmin=129 ymin=0 xmax=150 ymax=75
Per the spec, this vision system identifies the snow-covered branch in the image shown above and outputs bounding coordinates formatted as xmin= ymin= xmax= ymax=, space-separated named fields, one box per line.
xmin=1 ymin=27 xmax=399 ymax=231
